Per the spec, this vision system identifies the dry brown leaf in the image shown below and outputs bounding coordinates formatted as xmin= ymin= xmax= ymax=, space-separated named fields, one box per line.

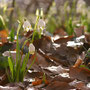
xmin=73 ymin=58 xmax=83 ymax=67
xmin=54 ymin=28 xmax=67 ymax=36
xmin=32 ymin=79 xmax=42 ymax=86
xmin=54 ymin=35 xmax=73 ymax=44
xmin=0 ymin=30 xmax=8 ymax=44
xmin=74 ymin=26 xmax=84 ymax=37
xmin=69 ymin=67 xmax=90 ymax=82
xmin=51 ymin=76 xmax=74 ymax=83
xmin=85 ymin=33 xmax=90 ymax=42
xmin=32 ymin=78 xmax=49 ymax=86
xmin=0 ymin=70 xmax=8 ymax=85
xmin=46 ymin=81 xmax=75 ymax=90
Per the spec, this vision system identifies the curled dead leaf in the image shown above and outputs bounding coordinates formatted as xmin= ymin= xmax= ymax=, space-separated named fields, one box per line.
xmin=73 ymin=58 xmax=83 ymax=67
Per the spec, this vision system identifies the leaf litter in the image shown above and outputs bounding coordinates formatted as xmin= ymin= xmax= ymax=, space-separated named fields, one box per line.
xmin=0 ymin=26 xmax=90 ymax=90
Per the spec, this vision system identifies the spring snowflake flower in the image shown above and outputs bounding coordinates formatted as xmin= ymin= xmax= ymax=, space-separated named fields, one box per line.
xmin=29 ymin=43 xmax=35 ymax=55
xmin=37 ymin=19 xmax=45 ymax=33
xmin=23 ymin=20 xmax=32 ymax=32
xmin=38 ymin=19 xmax=45 ymax=28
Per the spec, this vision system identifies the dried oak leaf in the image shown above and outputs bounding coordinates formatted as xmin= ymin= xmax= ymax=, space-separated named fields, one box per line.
xmin=26 ymin=72 xmax=43 ymax=79
xmin=73 ymin=58 xmax=83 ymax=67
xmin=51 ymin=76 xmax=74 ymax=83
xmin=0 ymin=30 xmax=8 ymax=44
xmin=32 ymin=79 xmax=42 ymax=86
xmin=69 ymin=81 xmax=90 ymax=90
xmin=85 ymin=33 xmax=90 ymax=42
xmin=54 ymin=35 xmax=73 ymax=44
xmin=74 ymin=26 xmax=84 ymax=37
xmin=32 ymin=78 xmax=49 ymax=86
xmin=0 ymin=70 xmax=8 ymax=85
xmin=46 ymin=81 xmax=75 ymax=90
xmin=38 ymin=49 xmax=68 ymax=66
xmin=50 ymin=44 xmax=78 ymax=66
xmin=69 ymin=67 xmax=90 ymax=82
xmin=24 ymin=31 xmax=33 ymax=37
xmin=54 ymin=28 xmax=67 ymax=36
xmin=27 ymin=52 xmax=54 ymax=71
xmin=33 ymin=35 xmax=53 ymax=53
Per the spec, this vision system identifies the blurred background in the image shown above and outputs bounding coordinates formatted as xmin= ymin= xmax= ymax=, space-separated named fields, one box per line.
xmin=0 ymin=0 xmax=90 ymax=35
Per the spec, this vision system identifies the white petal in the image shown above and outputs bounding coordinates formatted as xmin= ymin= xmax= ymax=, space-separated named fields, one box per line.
xmin=38 ymin=19 xmax=45 ymax=28
xmin=23 ymin=20 xmax=31 ymax=31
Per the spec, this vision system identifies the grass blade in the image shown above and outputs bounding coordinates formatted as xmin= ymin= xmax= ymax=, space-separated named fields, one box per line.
xmin=8 ymin=57 xmax=14 ymax=81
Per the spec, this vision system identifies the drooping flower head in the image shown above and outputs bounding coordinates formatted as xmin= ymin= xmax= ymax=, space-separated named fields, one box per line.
xmin=38 ymin=19 xmax=45 ymax=29
xmin=23 ymin=20 xmax=32 ymax=32
xmin=37 ymin=19 xmax=45 ymax=34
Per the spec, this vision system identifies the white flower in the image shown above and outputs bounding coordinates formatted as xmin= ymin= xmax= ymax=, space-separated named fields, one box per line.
xmin=23 ymin=20 xmax=32 ymax=32
xmin=29 ymin=43 xmax=35 ymax=54
xmin=38 ymin=19 xmax=45 ymax=28
xmin=37 ymin=19 xmax=45 ymax=33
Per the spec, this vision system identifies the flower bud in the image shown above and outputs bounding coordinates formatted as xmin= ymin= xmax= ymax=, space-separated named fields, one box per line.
xmin=40 ymin=8 xmax=43 ymax=17
xmin=36 ymin=9 xmax=39 ymax=16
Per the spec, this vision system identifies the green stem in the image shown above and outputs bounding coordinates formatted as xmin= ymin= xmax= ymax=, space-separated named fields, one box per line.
xmin=42 ymin=73 xmax=46 ymax=83
xmin=31 ymin=15 xmax=39 ymax=42
xmin=25 ymin=54 xmax=36 ymax=76
xmin=21 ymin=39 xmax=30 ymax=51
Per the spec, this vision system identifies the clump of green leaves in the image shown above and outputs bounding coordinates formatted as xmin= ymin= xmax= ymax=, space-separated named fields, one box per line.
xmin=80 ymin=14 xmax=90 ymax=33
xmin=65 ymin=17 xmax=74 ymax=35
xmin=6 ymin=21 xmax=36 ymax=82
xmin=64 ymin=0 xmax=76 ymax=35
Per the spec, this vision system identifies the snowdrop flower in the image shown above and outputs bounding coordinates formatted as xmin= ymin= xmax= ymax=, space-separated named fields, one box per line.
xmin=38 ymin=19 xmax=45 ymax=28
xmin=29 ymin=43 xmax=35 ymax=55
xmin=37 ymin=19 xmax=45 ymax=33
xmin=23 ymin=20 xmax=32 ymax=32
